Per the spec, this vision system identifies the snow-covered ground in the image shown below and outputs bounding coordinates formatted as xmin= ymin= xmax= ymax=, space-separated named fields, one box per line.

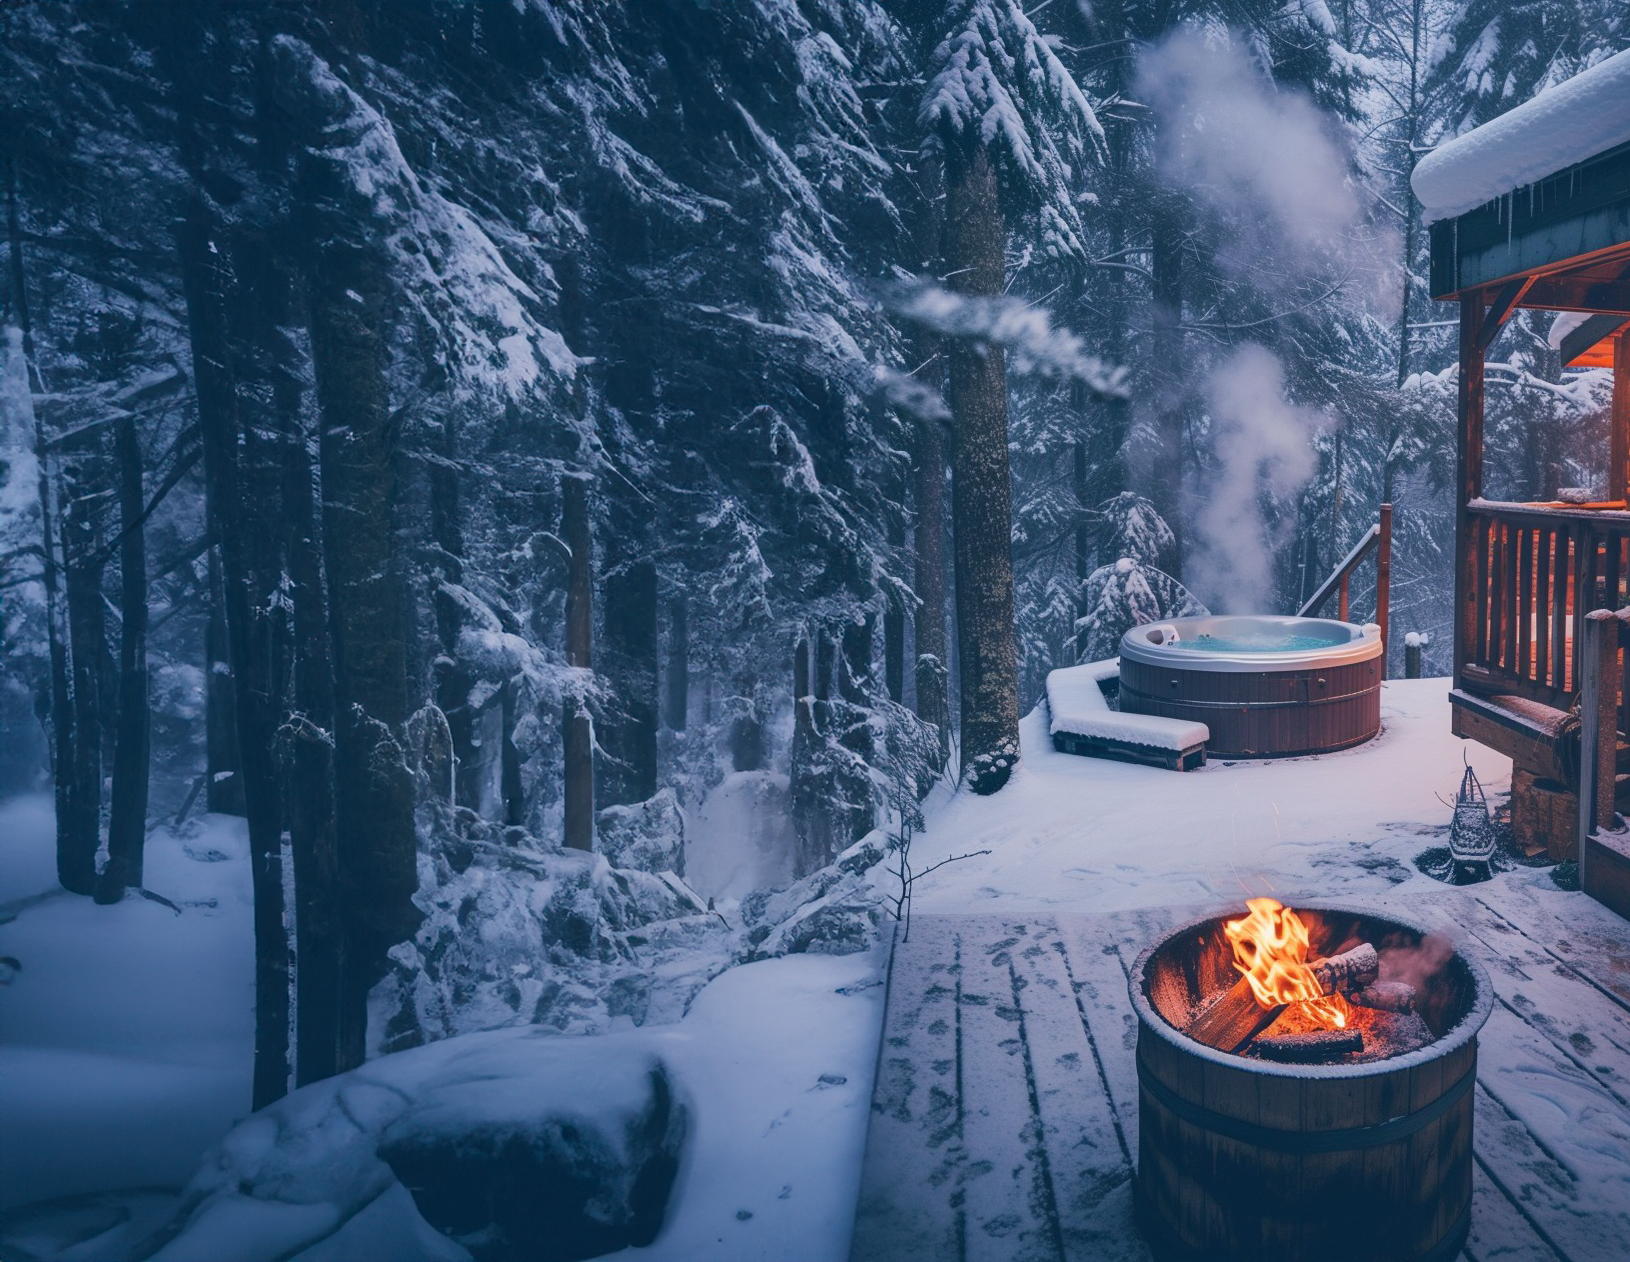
xmin=8 ymin=678 xmax=1621 ymax=1261
xmin=0 ymin=799 xmax=254 ymax=1210
xmin=0 ymin=796 xmax=884 ymax=1262
xmin=909 ymin=677 xmax=1513 ymax=914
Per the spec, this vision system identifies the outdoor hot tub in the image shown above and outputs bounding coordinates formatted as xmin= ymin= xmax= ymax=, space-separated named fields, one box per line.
xmin=1118 ymin=615 xmax=1382 ymax=758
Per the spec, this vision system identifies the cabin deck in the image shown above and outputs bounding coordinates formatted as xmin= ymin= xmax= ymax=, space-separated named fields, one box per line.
xmin=851 ymin=889 xmax=1630 ymax=1262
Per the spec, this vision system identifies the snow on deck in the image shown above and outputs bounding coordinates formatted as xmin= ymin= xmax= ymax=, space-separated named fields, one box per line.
xmin=853 ymin=680 xmax=1630 ymax=1261
xmin=1412 ymin=49 xmax=1630 ymax=225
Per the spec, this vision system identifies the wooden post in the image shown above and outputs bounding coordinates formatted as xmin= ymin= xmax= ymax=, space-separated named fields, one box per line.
xmin=1338 ymin=573 xmax=1350 ymax=622
xmin=1404 ymin=636 xmax=1422 ymax=679
xmin=1611 ymin=334 xmax=1629 ymax=504
xmin=1377 ymin=503 xmax=1392 ymax=677
xmin=562 ymin=475 xmax=593 ymax=851
xmin=1454 ymin=298 xmax=1485 ymax=693
xmin=1577 ymin=609 xmax=1619 ymax=888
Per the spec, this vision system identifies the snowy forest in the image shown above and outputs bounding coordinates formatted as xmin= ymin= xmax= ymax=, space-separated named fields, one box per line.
xmin=1 ymin=1 xmax=1628 ymax=1252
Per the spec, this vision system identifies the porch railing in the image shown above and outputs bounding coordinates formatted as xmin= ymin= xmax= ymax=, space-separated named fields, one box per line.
xmin=1462 ymin=500 xmax=1630 ymax=709
xmin=1299 ymin=503 xmax=1392 ymax=671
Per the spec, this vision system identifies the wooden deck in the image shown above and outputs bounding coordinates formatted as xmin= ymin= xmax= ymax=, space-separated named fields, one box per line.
xmin=851 ymin=887 xmax=1630 ymax=1262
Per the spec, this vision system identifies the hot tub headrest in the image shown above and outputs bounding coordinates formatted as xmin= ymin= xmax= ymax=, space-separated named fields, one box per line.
xmin=1144 ymin=624 xmax=1181 ymax=646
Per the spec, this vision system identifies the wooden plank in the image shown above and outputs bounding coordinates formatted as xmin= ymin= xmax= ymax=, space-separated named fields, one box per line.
xmin=1052 ymin=915 xmax=1159 ymax=1143
xmin=1457 ymin=311 xmax=1485 ymax=691
xmin=1518 ymin=524 xmax=1533 ymax=684
xmin=1473 ymin=1006 xmax=1630 ymax=1261
xmin=1536 ymin=524 xmax=1552 ymax=688
xmin=1554 ymin=529 xmax=1571 ymax=692
xmin=957 ymin=924 xmax=1066 ymax=1262
xmin=1614 ymin=332 xmax=1630 ymax=504
xmin=1502 ymin=519 xmax=1519 ymax=672
xmin=852 ymin=917 xmax=966 ymax=1262
xmin=1584 ymin=826 xmax=1630 ymax=923
xmin=1450 ymin=690 xmax=1570 ymax=782
xmin=1464 ymin=1095 xmax=1570 ymax=1262
xmin=1007 ymin=924 xmax=1151 ymax=1262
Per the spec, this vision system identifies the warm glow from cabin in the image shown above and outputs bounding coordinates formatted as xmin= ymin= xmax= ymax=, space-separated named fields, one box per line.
xmin=1567 ymin=335 xmax=1617 ymax=369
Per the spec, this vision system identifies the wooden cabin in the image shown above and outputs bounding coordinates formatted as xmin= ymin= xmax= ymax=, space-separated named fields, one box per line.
xmin=1413 ymin=50 xmax=1630 ymax=915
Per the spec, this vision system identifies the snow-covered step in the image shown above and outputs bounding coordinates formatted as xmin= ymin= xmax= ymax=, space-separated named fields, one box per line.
xmin=1045 ymin=660 xmax=1208 ymax=772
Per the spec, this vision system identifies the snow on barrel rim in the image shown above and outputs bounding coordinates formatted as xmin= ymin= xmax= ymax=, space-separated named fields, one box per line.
xmin=1411 ymin=48 xmax=1630 ymax=225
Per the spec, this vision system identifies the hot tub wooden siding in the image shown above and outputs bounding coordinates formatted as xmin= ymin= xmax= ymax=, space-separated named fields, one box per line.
xmin=1119 ymin=655 xmax=1381 ymax=758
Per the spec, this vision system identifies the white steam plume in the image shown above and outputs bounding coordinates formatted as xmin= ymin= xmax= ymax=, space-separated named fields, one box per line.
xmin=1136 ymin=26 xmax=1384 ymax=292
xmin=1187 ymin=344 xmax=1326 ymax=612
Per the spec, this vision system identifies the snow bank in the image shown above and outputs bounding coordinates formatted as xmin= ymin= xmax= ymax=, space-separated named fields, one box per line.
xmin=141 ymin=948 xmax=885 ymax=1262
xmin=685 ymin=771 xmax=797 ymax=904
xmin=1045 ymin=659 xmax=1208 ymax=752
xmin=0 ymin=802 xmax=255 ymax=1210
xmin=1412 ymin=49 xmax=1630 ymax=224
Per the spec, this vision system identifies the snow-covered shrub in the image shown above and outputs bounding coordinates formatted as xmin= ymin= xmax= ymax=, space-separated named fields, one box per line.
xmin=1075 ymin=557 xmax=1208 ymax=663
xmin=965 ymin=734 xmax=1019 ymax=795
xmin=372 ymin=809 xmax=735 ymax=1052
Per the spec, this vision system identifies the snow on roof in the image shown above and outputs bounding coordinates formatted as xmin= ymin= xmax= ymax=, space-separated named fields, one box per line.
xmin=1412 ymin=49 xmax=1630 ymax=225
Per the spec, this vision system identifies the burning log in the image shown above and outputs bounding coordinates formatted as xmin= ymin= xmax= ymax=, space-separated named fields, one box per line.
xmin=1311 ymin=943 xmax=1379 ymax=993
xmin=1255 ymin=1028 xmax=1365 ymax=1063
xmin=1185 ymin=977 xmax=1285 ymax=1053
xmin=1349 ymin=981 xmax=1415 ymax=1013
xmin=1183 ymin=942 xmax=1380 ymax=1053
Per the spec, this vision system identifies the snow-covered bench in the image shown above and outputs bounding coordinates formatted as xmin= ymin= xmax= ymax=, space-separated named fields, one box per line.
xmin=1046 ymin=658 xmax=1208 ymax=772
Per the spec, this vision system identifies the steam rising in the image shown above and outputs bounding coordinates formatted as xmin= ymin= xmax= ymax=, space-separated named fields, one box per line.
xmin=1187 ymin=345 xmax=1325 ymax=613
xmin=1136 ymin=27 xmax=1392 ymax=611
xmin=1137 ymin=27 xmax=1375 ymax=285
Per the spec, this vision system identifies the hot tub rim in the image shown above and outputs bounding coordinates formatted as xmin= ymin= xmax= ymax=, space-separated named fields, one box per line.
xmin=1119 ymin=614 xmax=1383 ymax=673
xmin=1128 ymin=902 xmax=1493 ymax=1081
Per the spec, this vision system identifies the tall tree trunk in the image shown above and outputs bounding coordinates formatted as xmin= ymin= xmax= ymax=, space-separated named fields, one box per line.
xmin=6 ymin=145 xmax=84 ymax=892
xmin=597 ymin=552 xmax=658 ymax=807
xmin=262 ymin=255 xmax=342 ymax=1088
xmin=1149 ymin=210 xmax=1185 ymax=571
xmin=885 ymin=489 xmax=905 ymax=703
xmin=944 ymin=146 xmax=1019 ymax=794
xmin=562 ymin=474 xmax=593 ymax=850
xmin=61 ymin=465 xmax=105 ymax=890
xmin=727 ymin=671 xmax=764 ymax=773
xmin=665 ymin=597 xmax=688 ymax=731
xmin=204 ymin=546 xmax=245 ymax=815
xmin=99 ymin=413 xmax=150 ymax=900
xmin=179 ymin=199 xmax=290 ymax=1108
xmin=307 ymin=236 xmax=421 ymax=1073
xmin=914 ymin=408 xmax=950 ymax=772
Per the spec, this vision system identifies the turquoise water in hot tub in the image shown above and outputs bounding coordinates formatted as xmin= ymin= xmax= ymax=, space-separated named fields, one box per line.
xmin=1183 ymin=632 xmax=1336 ymax=653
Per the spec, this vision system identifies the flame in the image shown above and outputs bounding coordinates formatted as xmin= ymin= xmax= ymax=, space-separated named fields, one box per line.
xmin=1223 ymin=897 xmax=1352 ymax=1030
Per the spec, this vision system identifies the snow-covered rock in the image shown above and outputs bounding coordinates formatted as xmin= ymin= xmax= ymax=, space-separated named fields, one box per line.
xmin=597 ymin=788 xmax=686 ymax=878
xmin=741 ymin=834 xmax=885 ymax=960
xmin=148 ymin=1030 xmax=685 ymax=1262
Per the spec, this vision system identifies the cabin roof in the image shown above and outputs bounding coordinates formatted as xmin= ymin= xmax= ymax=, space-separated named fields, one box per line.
xmin=1413 ymin=50 xmax=1630 ymax=226
xmin=1419 ymin=50 xmax=1630 ymax=304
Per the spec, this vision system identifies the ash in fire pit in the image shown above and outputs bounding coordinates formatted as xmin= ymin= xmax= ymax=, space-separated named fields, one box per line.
xmin=1131 ymin=902 xmax=1492 ymax=1262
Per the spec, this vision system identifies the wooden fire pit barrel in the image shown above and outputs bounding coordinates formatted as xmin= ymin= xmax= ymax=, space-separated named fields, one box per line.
xmin=1129 ymin=906 xmax=1492 ymax=1262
